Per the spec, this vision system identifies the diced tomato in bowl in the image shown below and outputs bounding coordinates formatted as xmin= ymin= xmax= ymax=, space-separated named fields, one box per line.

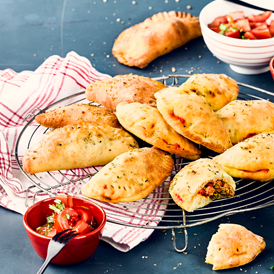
xmin=236 ymin=19 xmax=251 ymax=32
xmin=247 ymin=11 xmax=272 ymax=22
xmin=208 ymin=15 xmax=228 ymax=28
xmin=227 ymin=10 xmax=245 ymax=22
xmin=244 ymin=31 xmax=257 ymax=40
xmin=207 ymin=10 xmax=273 ymax=40
xmin=200 ymin=0 xmax=274 ymax=74
xmin=225 ymin=29 xmax=241 ymax=39
xmin=251 ymin=24 xmax=271 ymax=39
xmin=269 ymin=20 xmax=274 ymax=36
xmin=23 ymin=195 xmax=106 ymax=264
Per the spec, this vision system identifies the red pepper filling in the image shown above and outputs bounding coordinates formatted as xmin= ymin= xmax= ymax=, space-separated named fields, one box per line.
xmin=174 ymin=193 xmax=184 ymax=203
xmin=244 ymin=133 xmax=257 ymax=140
xmin=242 ymin=169 xmax=269 ymax=174
xmin=162 ymin=139 xmax=181 ymax=150
xmin=169 ymin=111 xmax=186 ymax=126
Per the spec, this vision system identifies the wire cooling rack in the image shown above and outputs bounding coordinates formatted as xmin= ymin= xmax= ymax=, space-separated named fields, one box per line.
xmin=15 ymin=75 xmax=274 ymax=252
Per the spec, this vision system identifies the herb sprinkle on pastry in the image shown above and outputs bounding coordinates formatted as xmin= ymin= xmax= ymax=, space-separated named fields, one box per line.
xmin=112 ymin=11 xmax=202 ymax=68
xmin=214 ymin=133 xmax=274 ymax=181
xmin=206 ymin=223 xmax=266 ymax=270
xmin=35 ymin=103 xmax=120 ymax=129
xmin=81 ymin=147 xmax=174 ymax=203
xmin=85 ymin=74 xmax=166 ymax=111
xmin=116 ymin=102 xmax=201 ymax=160
xmin=23 ymin=122 xmax=139 ymax=173
xmin=217 ymin=100 xmax=274 ymax=144
xmin=177 ymin=73 xmax=239 ymax=111
xmin=169 ymin=158 xmax=235 ymax=212
xmin=155 ymin=87 xmax=232 ymax=153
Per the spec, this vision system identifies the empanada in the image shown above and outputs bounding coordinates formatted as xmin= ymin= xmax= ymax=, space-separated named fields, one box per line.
xmin=85 ymin=74 xmax=166 ymax=111
xmin=206 ymin=223 xmax=266 ymax=270
xmin=23 ymin=122 xmax=139 ymax=173
xmin=169 ymin=158 xmax=235 ymax=212
xmin=155 ymin=88 xmax=232 ymax=153
xmin=81 ymin=147 xmax=174 ymax=203
xmin=214 ymin=133 xmax=274 ymax=181
xmin=112 ymin=11 xmax=202 ymax=68
xmin=35 ymin=103 xmax=120 ymax=128
xmin=217 ymin=100 xmax=274 ymax=144
xmin=116 ymin=102 xmax=201 ymax=160
xmin=177 ymin=74 xmax=239 ymax=111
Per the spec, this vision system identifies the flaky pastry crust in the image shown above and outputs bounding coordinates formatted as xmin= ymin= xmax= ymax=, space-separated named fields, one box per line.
xmin=35 ymin=103 xmax=120 ymax=128
xmin=116 ymin=102 xmax=201 ymax=159
xmin=214 ymin=133 xmax=274 ymax=181
xmin=169 ymin=158 xmax=235 ymax=212
xmin=85 ymin=74 xmax=166 ymax=111
xmin=178 ymin=74 xmax=239 ymax=111
xmin=155 ymin=87 xmax=232 ymax=153
xmin=112 ymin=11 xmax=202 ymax=68
xmin=81 ymin=147 xmax=174 ymax=203
xmin=206 ymin=224 xmax=265 ymax=270
xmin=23 ymin=122 xmax=138 ymax=173
xmin=217 ymin=100 xmax=274 ymax=144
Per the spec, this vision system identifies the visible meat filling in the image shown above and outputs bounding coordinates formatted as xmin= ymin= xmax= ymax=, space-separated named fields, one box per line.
xmin=197 ymin=180 xmax=234 ymax=200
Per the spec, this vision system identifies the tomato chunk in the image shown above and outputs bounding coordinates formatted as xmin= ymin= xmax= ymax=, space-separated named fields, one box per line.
xmin=208 ymin=15 xmax=228 ymax=28
xmin=269 ymin=20 xmax=274 ymax=36
xmin=244 ymin=31 xmax=257 ymax=40
xmin=209 ymin=27 xmax=220 ymax=33
xmin=74 ymin=220 xmax=92 ymax=235
xmin=74 ymin=207 xmax=90 ymax=222
xmin=227 ymin=10 xmax=245 ymax=22
xmin=54 ymin=194 xmax=74 ymax=208
xmin=248 ymin=11 xmax=272 ymax=22
xmin=54 ymin=208 xmax=79 ymax=232
xmin=250 ymin=22 xmax=264 ymax=29
xmin=225 ymin=29 xmax=241 ymax=39
xmin=251 ymin=24 xmax=271 ymax=39
xmin=236 ymin=19 xmax=251 ymax=32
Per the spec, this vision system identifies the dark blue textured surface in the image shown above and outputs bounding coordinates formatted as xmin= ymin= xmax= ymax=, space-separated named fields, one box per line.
xmin=1 ymin=0 xmax=274 ymax=273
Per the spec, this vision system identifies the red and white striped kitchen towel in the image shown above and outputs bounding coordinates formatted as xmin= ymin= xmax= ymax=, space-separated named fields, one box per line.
xmin=0 ymin=51 xmax=168 ymax=252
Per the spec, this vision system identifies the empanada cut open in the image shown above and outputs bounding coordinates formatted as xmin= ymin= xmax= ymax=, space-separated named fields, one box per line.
xmin=169 ymin=158 xmax=235 ymax=212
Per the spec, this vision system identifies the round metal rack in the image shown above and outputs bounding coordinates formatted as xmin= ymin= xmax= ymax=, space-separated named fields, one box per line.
xmin=15 ymin=75 xmax=274 ymax=252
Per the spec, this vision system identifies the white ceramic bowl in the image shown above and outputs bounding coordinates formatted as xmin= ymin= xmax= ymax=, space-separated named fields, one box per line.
xmin=199 ymin=0 xmax=274 ymax=74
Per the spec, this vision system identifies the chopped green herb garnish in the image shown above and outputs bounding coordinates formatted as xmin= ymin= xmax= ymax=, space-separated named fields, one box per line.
xmin=219 ymin=23 xmax=227 ymax=33
xmin=49 ymin=201 xmax=65 ymax=214
xmin=46 ymin=213 xmax=54 ymax=223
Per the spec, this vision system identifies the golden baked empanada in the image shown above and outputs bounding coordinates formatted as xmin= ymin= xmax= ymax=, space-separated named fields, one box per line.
xmin=169 ymin=159 xmax=235 ymax=212
xmin=23 ymin=122 xmax=138 ymax=173
xmin=112 ymin=11 xmax=202 ymax=68
xmin=81 ymin=147 xmax=174 ymax=203
xmin=206 ymin=223 xmax=266 ymax=270
xmin=35 ymin=103 xmax=120 ymax=128
xmin=155 ymin=88 xmax=232 ymax=153
xmin=177 ymin=74 xmax=239 ymax=111
xmin=217 ymin=100 xmax=274 ymax=144
xmin=85 ymin=74 xmax=166 ymax=111
xmin=214 ymin=133 xmax=274 ymax=181
xmin=116 ymin=102 xmax=201 ymax=160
